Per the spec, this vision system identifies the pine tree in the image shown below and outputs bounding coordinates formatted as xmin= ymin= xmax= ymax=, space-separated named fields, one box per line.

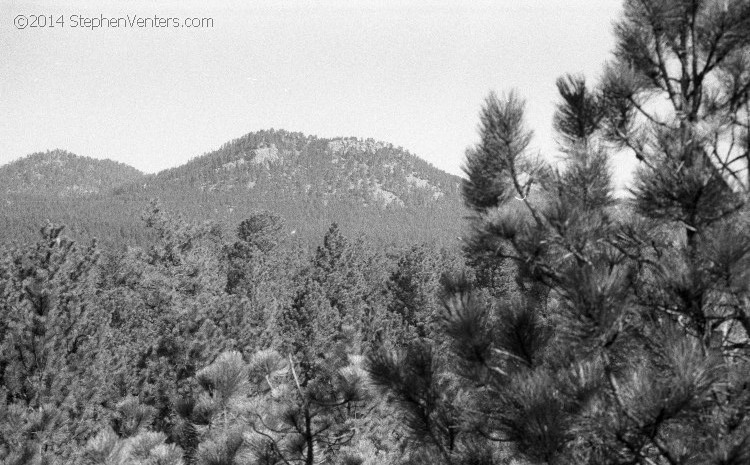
xmin=386 ymin=244 xmax=449 ymax=340
xmin=0 ymin=223 xmax=108 ymax=462
xmin=223 ymin=210 xmax=295 ymax=349
xmin=370 ymin=1 xmax=750 ymax=464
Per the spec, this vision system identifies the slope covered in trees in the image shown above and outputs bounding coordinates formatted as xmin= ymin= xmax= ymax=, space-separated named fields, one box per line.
xmin=114 ymin=129 xmax=466 ymax=249
xmin=0 ymin=149 xmax=144 ymax=197
xmin=0 ymin=131 xmax=465 ymax=249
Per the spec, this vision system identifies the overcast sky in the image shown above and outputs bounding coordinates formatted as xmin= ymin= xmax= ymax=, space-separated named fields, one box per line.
xmin=1 ymin=0 xmax=634 ymax=185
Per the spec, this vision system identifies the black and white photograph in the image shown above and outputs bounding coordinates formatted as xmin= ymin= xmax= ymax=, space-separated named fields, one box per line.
xmin=1 ymin=0 xmax=750 ymax=463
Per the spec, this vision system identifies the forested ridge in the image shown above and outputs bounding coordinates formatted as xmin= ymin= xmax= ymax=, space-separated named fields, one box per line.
xmin=0 ymin=131 xmax=465 ymax=249
xmin=0 ymin=150 xmax=144 ymax=198
xmin=2 ymin=1 xmax=750 ymax=464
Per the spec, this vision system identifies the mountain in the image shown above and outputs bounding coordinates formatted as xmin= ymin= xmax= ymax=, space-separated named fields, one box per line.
xmin=0 ymin=130 xmax=468 ymax=249
xmin=0 ymin=149 xmax=144 ymax=197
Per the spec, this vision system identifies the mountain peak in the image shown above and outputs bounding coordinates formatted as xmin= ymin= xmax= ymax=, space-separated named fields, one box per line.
xmin=0 ymin=149 xmax=144 ymax=197
xmin=137 ymin=129 xmax=460 ymax=209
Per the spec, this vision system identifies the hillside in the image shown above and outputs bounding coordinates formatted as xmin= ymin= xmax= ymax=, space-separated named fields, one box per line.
xmin=0 ymin=149 xmax=144 ymax=197
xmin=0 ymin=131 xmax=468 ymax=249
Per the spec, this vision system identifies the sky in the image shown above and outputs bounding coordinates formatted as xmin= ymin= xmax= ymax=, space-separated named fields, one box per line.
xmin=1 ymin=0 xmax=634 ymax=185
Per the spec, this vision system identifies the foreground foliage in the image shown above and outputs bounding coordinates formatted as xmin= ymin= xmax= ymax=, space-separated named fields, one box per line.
xmin=370 ymin=0 xmax=750 ymax=464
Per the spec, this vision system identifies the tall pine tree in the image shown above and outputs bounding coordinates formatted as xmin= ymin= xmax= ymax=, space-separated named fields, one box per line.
xmin=370 ymin=1 xmax=750 ymax=464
